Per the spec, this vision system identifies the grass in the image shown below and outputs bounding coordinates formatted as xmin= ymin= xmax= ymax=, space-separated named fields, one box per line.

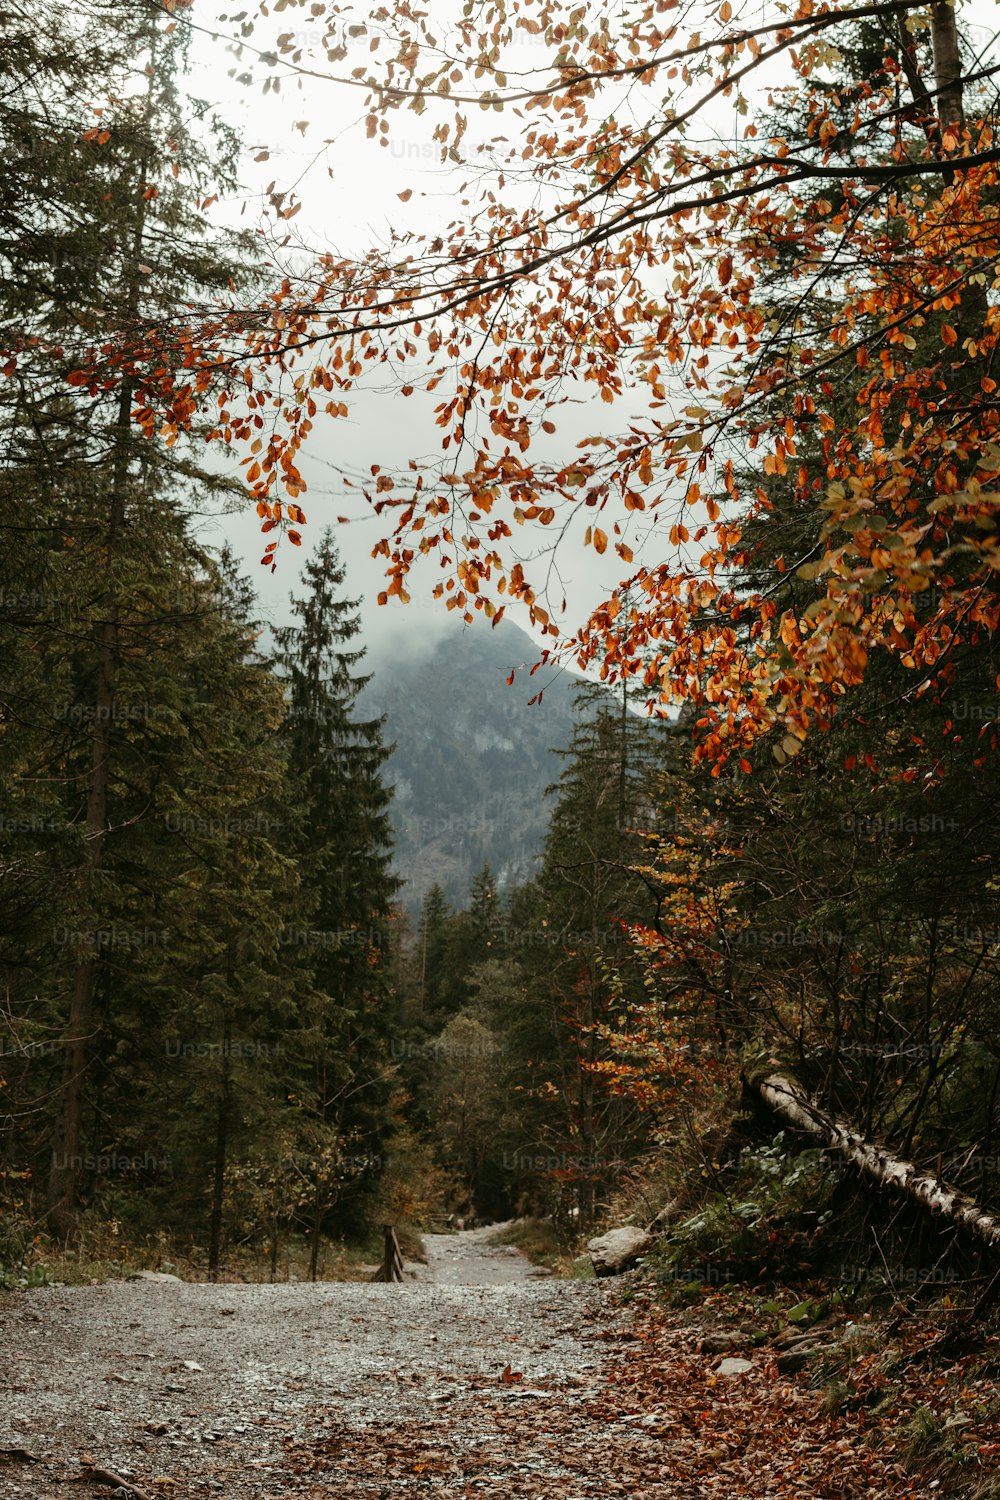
xmin=487 ymin=1216 xmax=581 ymax=1274
xmin=0 ymin=1221 xmax=428 ymax=1288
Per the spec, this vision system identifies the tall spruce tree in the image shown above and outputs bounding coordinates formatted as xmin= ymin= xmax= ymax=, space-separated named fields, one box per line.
xmin=0 ymin=0 xmax=260 ymax=1236
xmin=498 ymin=689 xmax=666 ymax=1223
xmin=273 ymin=531 xmax=399 ymax=1241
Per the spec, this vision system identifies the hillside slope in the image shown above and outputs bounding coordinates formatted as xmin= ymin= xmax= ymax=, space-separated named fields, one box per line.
xmin=363 ymin=618 xmax=588 ymax=917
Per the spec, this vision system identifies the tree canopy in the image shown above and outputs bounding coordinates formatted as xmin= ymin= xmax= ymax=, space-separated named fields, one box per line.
xmin=39 ymin=0 xmax=1000 ymax=772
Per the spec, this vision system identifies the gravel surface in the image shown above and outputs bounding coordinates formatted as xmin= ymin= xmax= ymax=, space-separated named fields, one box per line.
xmin=0 ymin=1228 xmax=668 ymax=1499
xmin=413 ymin=1225 xmax=556 ymax=1285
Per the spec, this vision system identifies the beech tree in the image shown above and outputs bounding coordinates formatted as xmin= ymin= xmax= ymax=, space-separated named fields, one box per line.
xmin=48 ymin=0 xmax=997 ymax=779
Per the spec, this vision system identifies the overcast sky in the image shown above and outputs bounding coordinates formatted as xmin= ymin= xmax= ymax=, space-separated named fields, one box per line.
xmin=180 ymin=1 xmax=1000 ymax=667
xmin=179 ymin=1 xmax=737 ymax=665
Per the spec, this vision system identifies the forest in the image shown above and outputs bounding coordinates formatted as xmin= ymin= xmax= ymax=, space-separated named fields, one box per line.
xmin=1 ymin=0 xmax=999 ymax=1374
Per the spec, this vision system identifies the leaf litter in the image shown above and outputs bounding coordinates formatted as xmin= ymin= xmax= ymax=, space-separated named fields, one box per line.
xmin=1 ymin=1236 xmax=998 ymax=1498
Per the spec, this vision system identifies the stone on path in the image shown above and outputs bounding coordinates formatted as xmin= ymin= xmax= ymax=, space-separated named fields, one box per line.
xmin=586 ymin=1226 xmax=651 ymax=1277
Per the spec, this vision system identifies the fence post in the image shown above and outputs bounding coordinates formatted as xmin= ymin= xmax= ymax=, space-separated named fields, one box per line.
xmin=373 ymin=1223 xmax=404 ymax=1282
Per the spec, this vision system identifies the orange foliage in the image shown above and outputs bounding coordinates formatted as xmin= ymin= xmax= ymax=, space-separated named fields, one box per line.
xmin=39 ymin=2 xmax=1000 ymax=762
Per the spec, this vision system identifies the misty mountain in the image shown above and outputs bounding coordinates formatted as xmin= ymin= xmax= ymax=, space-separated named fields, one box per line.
xmin=363 ymin=617 xmax=597 ymax=920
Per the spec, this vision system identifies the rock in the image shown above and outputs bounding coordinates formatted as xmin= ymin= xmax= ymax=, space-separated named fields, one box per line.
xmin=700 ymin=1331 xmax=745 ymax=1355
xmin=772 ymin=1326 xmax=819 ymax=1349
xmin=776 ymin=1348 xmax=810 ymax=1374
xmin=587 ymin=1227 xmax=651 ymax=1277
xmin=127 ymin=1271 xmax=182 ymax=1284
xmin=716 ymin=1357 xmax=754 ymax=1377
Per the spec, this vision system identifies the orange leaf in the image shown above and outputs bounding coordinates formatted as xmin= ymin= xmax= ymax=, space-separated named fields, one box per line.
xmin=593 ymin=527 xmax=608 ymax=554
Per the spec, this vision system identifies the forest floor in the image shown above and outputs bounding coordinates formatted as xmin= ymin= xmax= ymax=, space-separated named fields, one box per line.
xmin=1 ymin=1226 xmax=996 ymax=1499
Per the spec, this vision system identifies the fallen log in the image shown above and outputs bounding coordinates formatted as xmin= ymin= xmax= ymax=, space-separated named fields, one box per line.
xmin=744 ymin=1070 xmax=1000 ymax=1255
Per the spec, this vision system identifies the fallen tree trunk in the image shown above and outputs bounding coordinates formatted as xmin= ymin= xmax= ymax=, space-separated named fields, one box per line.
xmin=744 ymin=1070 xmax=1000 ymax=1255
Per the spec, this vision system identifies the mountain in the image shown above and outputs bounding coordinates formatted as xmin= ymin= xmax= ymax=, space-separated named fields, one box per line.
xmin=362 ymin=617 xmax=592 ymax=920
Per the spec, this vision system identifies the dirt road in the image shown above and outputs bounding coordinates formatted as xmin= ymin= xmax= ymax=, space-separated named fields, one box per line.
xmin=412 ymin=1223 xmax=555 ymax=1285
xmin=0 ymin=1227 xmax=675 ymax=1499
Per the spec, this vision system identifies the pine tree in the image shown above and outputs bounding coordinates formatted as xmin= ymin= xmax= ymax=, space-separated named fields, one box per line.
xmin=414 ymin=883 xmax=453 ymax=1018
xmin=273 ymin=530 xmax=399 ymax=1245
xmin=496 ymin=690 xmax=666 ymax=1224
xmin=0 ymin=2 xmax=260 ymax=1236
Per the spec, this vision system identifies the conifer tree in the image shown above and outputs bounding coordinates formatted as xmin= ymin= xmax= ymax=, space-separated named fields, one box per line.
xmin=0 ymin=1 xmax=259 ymax=1235
xmin=273 ymin=530 xmax=398 ymax=1239
xmin=498 ymin=691 xmax=665 ymax=1222
xmin=414 ymin=883 xmax=454 ymax=1019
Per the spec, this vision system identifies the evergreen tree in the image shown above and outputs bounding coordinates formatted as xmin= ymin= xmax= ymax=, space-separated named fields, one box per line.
xmin=414 ymin=883 xmax=454 ymax=1019
xmin=272 ymin=530 xmax=399 ymax=1243
xmin=504 ymin=708 xmax=636 ymax=1223
xmin=0 ymin=1 xmax=260 ymax=1237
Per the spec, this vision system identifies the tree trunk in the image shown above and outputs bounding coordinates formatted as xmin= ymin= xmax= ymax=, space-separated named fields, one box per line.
xmin=309 ymin=1202 xmax=323 ymax=1281
xmin=930 ymin=1 xmax=964 ymax=134
xmin=745 ymin=1070 xmax=1000 ymax=1253
xmin=207 ymin=1019 xmax=232 ymax=1281
xmin=46 ymin=376 xmax=134 ymax=1238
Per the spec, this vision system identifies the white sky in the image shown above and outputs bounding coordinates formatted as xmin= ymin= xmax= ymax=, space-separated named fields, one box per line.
xmin=178 ymin=0 xmax=1000 ymax=664
xmin=183 ymin=0 xmax=669 ymax=662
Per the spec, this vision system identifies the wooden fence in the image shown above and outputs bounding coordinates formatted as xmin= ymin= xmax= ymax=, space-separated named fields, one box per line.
xmin=372 ymin=1224 xmax=405 ymax=1282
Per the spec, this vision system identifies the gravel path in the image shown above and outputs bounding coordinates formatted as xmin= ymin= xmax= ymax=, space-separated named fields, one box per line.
xmin=0 ymin=1228 xmax=677 ymax=1499
xmin=413 ymin=1224 xmax=555 ymax=1284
